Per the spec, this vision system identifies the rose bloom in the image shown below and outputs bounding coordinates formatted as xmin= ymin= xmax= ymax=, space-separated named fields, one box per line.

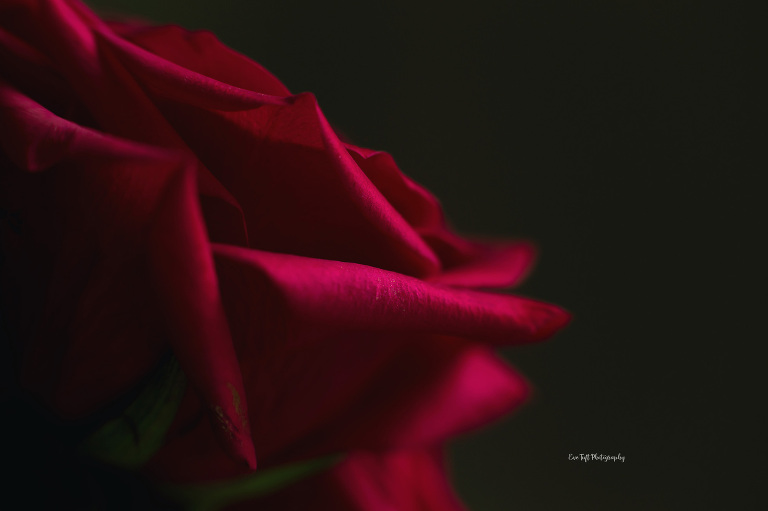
xmin=0 ymin=0 xmax=569 ymax=509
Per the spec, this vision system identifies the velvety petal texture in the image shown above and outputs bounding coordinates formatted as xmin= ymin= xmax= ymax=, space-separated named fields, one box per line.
xmin=0 ymin=1 xmax=569 ymax=509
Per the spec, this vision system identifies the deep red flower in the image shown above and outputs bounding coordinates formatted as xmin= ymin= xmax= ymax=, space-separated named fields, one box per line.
xmin=0 ymin=0 xmax=569 ymax=508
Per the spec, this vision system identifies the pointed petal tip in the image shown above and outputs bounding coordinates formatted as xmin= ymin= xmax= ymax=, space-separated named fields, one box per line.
xmin=509 ymin=299 xmax=572 ymax=344
xmin=210 ymin=414 xmax=258 ymax=471
xmin=534 ymin=304 xmax=572 ymax=341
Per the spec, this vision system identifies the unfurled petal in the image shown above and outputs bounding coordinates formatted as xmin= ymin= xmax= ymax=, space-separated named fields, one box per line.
xmin=213 ymin=244 xmax=569 ymax=345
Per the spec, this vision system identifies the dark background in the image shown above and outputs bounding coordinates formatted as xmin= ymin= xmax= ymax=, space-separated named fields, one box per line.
xmin=85 ymin=1 xmax=764 ymax=509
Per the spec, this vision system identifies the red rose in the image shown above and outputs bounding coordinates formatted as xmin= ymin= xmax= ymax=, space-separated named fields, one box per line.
xmin=0 ymin=0 xmax=569 ymax=509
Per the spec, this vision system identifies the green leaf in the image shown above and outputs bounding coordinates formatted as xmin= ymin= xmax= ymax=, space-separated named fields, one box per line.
xmin=161 ymin=454 xmax=342 ymax=511
xmin=80 ymin=357 xmax=186 ymax=468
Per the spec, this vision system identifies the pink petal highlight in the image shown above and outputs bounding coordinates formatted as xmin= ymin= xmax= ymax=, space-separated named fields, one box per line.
xmin=213 ymin=244 xmax=570 ymax=346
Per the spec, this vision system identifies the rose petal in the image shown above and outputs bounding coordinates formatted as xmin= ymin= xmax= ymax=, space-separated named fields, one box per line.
xmin=213 ymin=244 xmax=570 ymax=345
xmin=246 ymin=449 xmax=466 ymax=511
xmin=142 ymin=239 xmax=553 ymax=482
xmin=306 ymin=341 xmax=530 ymax=452
xmin=151 ymin=336 xmax=527 ymax=482
xmin=0 ymin=83 xmax=255 ymax=468
xmin=252 ymin=337 xmax=529 ymax=464
xmin=0 ymin=80 xmax=177 ymax=415
xmin=145 ymin=92 xmax=442 ymax=276
xmin=146 ymin=158 xmax=256 ymax=470
xmin=345 ymin=145 xmax=445 ymax=232
xmin=427 ymin=240 xmax=537 ymax=288
xmin=346 ymin=145 xmax=537 ymax=287
xmin=93 ymin=20 xmax=290 ymax=111
xmin=0 ymin=26 xmax=74 ymax=115
xmin=211 ymin=243 xmax=559 ymax=459
xmin=0 ymin=0 xmax=247 ymax=230
xmin=117 ymin=24 xmax=291 ymax=97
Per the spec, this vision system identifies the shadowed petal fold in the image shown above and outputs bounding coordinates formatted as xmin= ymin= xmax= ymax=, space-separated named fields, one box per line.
xmin=0 ymin=81 xmax=255 ymax=468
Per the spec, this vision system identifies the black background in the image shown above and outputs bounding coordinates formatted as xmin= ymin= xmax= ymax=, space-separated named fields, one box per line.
xmin=85 ymin=1 xmax=765 ymax=509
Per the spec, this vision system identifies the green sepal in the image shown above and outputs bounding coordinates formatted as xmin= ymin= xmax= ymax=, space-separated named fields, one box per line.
xmin=161 ymin=454 xmax=342 ymax=511
xmin=79 ymin=357 xmax=186 ymax=468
